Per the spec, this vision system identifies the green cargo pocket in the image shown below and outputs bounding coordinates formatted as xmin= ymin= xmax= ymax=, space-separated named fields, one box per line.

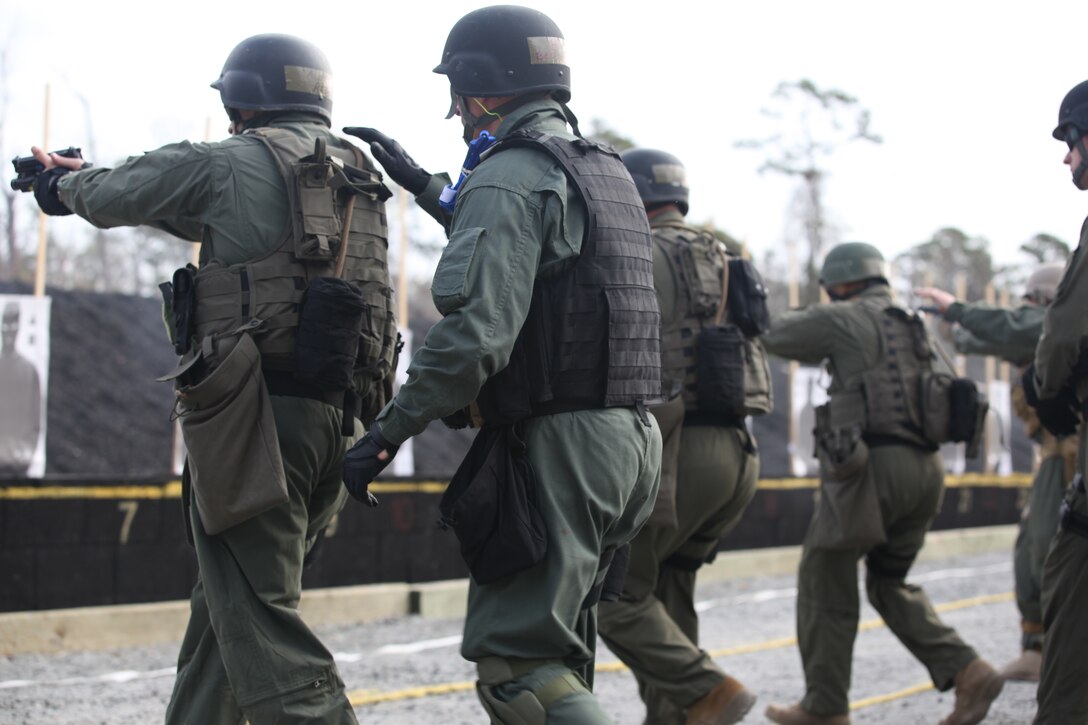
xmin=432 ymin=227 xmax=485 ymax=315
xmin=176 ymin=333 xmax=288 ymax=535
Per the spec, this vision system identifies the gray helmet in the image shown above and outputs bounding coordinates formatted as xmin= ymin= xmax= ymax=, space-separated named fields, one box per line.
xmin=1053 ymin=80 xmax=1088 ymax=141
xmin=433 ymin=5 xmax=571 ymax=102
xmin=819 ymin=242 xmax=887 ymax=287
xmin=620 ymin=148 xmax=689 ymax=215
xmin=211 ymin=34 xmax=333 ymax=124
xmin=1023 ymin=262 xmax=1065 ymax=305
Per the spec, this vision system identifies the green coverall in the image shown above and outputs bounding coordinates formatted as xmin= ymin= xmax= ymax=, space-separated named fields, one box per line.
xmin=1032 ymin=218 xmax=1088 ymax=724
xmin=761 ymin=284 xmax=979 ymax=717
xmin=945 ymin=301 xmax=1069 ymax=651
xmin=597 ymin=210 xmax=759 ymax=724
xmin=58 ymin=114 xmax=364 ymax=724
xmin=374 ymin=99 xmax=662 ymax=724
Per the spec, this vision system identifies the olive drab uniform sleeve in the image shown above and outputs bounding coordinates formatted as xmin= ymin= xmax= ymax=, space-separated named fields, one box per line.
xmin=761 ymin=304 xmax=852 ymax=366
xmin=1035 ymin=217 xmax=1088 ymax=400
xmin=945 ymin=301 xmax=1045 ymax=366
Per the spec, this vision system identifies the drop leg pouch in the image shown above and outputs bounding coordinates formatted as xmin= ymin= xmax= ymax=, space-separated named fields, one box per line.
xmin=809 ymin=436 xmax=885 ymax=550
xmin=177 ymin=333 xmax=288 ymax=535
xmin=439 ymin=423 xmax=547 ymax=585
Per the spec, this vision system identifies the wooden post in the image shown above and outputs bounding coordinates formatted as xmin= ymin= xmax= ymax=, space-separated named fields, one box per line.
xmin=998 ymin=287 xmax=1010 ymax=383
xmin=787 ymin=237 xmax=800 ymax=470
xmin=397 ymin=189 xmax=409 ymax=329
xmin=954 ymin=272 xmax=968 ymax=377
xmin=33 ymin=84 xmax=51 ymax=298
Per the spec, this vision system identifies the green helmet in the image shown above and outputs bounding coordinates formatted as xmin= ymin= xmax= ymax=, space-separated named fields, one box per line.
xmin=819 ymin=242 xmax=887 ymax=287
xmin=1023 ymin=262 xmax=1065 ymax=305
xmin=211 ymin=34 xmax=333 ymax=124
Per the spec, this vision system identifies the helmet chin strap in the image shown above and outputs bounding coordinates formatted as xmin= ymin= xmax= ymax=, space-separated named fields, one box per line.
xmin=448 ymin=91 xmax=577 ymax=143
xmin=459 ymin=97 xmax=504 ymax=143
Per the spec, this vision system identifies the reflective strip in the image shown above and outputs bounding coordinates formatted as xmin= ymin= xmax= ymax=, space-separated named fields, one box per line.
xmin=283 ymin=65 xmax=332 ymax=98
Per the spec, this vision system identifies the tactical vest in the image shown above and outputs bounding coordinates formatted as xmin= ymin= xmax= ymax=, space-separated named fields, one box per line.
xmin=189 ymin=127 xmax=396 ymax=403
xmin=657 ymin=223 xmax=772 ymax=418
xmin=829 ymin=295 xmax=935 ymax=449
xmin=475 ymin=131 xmax=661 ymax=422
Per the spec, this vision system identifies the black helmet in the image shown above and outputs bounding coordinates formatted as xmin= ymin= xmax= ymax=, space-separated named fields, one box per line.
xmin=620 ymin=148 xmax=689 ymax=215
xmin=1053 ymin=80 xmax=1088 ymax=141
xmin=211 ymin=34 xmax=333 ymax=124
xmin=434 ymin=5 xmax=571 ymax=102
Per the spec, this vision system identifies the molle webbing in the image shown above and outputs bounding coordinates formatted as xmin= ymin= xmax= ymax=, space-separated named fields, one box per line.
xmin=479 ymin=132 xmax=660 ymax=417
xmin=190 ymin=128 xmax=394 ymax=384
xmin=853 ymin=297 xmax=932 ymax=448
xmin=656 ymin=225 xmax=724 ymax=409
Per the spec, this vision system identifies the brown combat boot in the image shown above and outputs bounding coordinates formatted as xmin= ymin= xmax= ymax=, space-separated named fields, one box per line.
xmin=685 ymin=675 xmax=757 ymax=725
xmin=998 ymin=648 xmax=1041 ymax=682
xmin=764 ymin=702 xmax=849 ymax=725
xmin=938 ymin=658 xmax=1004 ymax=725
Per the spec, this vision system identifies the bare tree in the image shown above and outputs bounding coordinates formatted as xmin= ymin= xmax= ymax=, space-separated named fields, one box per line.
xmin=737 ymin=79 xmax=882 ymax=305
xmin=894 ymin=227 xmax=994 ymax=302
xmin=0 ymin=42 xmax=25 ymax=283
xmin=1019 ymin=232 xmax=1070 ymax=264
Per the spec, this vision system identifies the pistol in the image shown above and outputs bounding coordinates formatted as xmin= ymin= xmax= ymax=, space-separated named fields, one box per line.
xmin=10 ymin=147 xmax=83 ymax=193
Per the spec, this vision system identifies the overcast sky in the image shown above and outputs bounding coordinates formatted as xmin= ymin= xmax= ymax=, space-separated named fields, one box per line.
xmin=4 ymin=0 xmax=1086 ymax=283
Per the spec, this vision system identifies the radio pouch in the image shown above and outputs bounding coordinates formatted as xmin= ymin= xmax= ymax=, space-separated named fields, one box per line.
xmin=726 ymin=257 xmax=771 ymax=337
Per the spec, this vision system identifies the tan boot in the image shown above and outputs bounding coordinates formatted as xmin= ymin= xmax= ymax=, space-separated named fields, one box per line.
xmin=939 ymin=658 xmax=1004 ymax=725
xmin=764 ymin=702 xmax=849 ymax=725
xmin=998 ymin=648 xmax=1042 ymax=682
xmin=685 ymin=675 xmax=757 ymax=725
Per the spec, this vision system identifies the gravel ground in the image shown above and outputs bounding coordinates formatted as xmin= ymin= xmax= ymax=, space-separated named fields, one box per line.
xmin=0 ymin=549 xmax=1037 ymax=724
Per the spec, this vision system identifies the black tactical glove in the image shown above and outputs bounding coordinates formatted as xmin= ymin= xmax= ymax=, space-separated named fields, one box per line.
xmin=343 ymin=422 xmax=399 ymax=506
xmin=1021 ymin=363 xmax=1080 ymax=437
xmin=342 ymin=127 xmax=431 ymax=196
xmin=33 ymin=167 xmax=74 ymax=216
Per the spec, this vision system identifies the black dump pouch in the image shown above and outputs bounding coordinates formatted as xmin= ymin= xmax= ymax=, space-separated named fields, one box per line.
xmin=951 ymin=378 xmax=988 ymax=459
xmin=438 ymin=423 xmax=547 ymax=585
xmin=949 ymin=378 xmax=981 ymax=441
xmin=726 ymin=258 xmax=770 ymax=337
xmin=695 ymin=323 xmax=747 ymax=418
xmin=294 ymin=277 xmax=366 ymax=392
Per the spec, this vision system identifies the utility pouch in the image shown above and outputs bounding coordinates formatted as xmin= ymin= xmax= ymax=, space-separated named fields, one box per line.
xmin=809 ymin=405 xmax=885 ymax=550
xmin=726 ymin=258 xmax=770 ymax=337
xmin=696 ymin=323 xmax=746 ymax=417
xmin=160 ymin=265 xmax=197 ymax=355
xmin=175 ymin=333 xmax=287 ymax=535
xmin=919 ymin=372 xmax=988 ymax=457
xmin=919 ymin=372 xmax=955 ymax=444
xmin=438 ymin=423 xmax=547 ymax=585
xmin=294 ymin=277 xmax=366 ymax=392
xmin=741 ymin=337 xmax=774 ymax=416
